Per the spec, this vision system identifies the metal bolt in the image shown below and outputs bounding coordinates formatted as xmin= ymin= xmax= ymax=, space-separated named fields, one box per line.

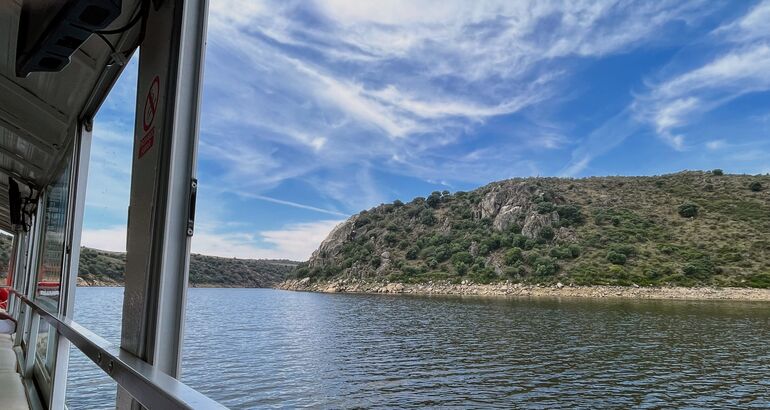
xmin=108 ymin=360 xmax=114 ymax=374
xmin=97 ymin=352 xmax=102 ymax=364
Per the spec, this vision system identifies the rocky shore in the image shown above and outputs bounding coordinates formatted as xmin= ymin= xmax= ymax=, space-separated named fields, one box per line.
xmin=74 ymin=277 xmax=260 ymax=288
xmin=277 ymin=278 xmax=770 ymax=301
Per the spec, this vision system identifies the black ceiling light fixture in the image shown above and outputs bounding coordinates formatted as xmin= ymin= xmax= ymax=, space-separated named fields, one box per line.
xmin=15 ymin=0 xmax=122 ymax=77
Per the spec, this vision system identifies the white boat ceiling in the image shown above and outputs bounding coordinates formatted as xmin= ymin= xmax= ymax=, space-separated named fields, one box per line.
xmin=0 ymin=0 xmax=142 ymax=232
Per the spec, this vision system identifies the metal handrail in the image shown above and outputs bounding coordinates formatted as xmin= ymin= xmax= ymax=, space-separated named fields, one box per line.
xmin=6 ymin=288 xmax=226 ymax=409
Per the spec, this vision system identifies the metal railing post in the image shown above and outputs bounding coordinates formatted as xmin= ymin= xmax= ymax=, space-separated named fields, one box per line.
xmin=23 ymin=311 xmax=40 ymax=378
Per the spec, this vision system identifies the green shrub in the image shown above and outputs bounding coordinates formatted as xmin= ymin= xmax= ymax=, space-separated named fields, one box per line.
xmin=426 ymin=191 xmax=442 ymax=208
xmin=550 ymin=246 xmax=574 ymax=259
xmin=505 ymin=247 xmax=523 ymax=265
xmin=507 ymin=224 xmax=522 ymax=234
xmin=677 ymin=203 xmax=698 ymax=218
xmin=533 ymin=257 xmax=558 ymax=276
xmin=504 ymin=264 xmax=526 ymax=278
xmin=481 ymin=235 xmax=502 ymax=253
xmin=747 ymin=273 xmax=770 ymax=288
xmin=451 ymin=251 xmax=473 ymax=265
xmin=606 ymin=251 xmax=627 ymax=265
xmin=539 ymin=226 xmax=555 ymax=241
xmin=383 ymin=233 xmax=398 ymax=245
xmin=509 ymin=234 xmax=527 ymax=248
xmin=355 ymin=215 xmax=371 ymax=227
xmin=427 ymin=258 xmax=438 ymax=268
xmin=749 ymin=181 xmax=762 ymax=192
xmin=419 ymin=208 xmax=436 ymax=225
xmin=536 ymin=202 xmax=556 ymax=214
xmin=711 ymin=169 xmax=724 ymax=176
xmin=682 ymin=258 xmax=714 ymax=278
xmin=556 ymin=205 xmax=585 ymax=226
xmin=454 ymin=261 xmax=468 ymax=275
xmin=610 ymin=244 xmax=636 ymax=257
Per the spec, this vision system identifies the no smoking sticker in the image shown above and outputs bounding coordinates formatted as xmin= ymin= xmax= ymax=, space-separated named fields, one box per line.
xmin=139 ymin=75 xmax=160 ymax=159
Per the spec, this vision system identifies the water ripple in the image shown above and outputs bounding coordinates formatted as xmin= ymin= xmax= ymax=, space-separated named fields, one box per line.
xmin=66 ymin=288 xmax=770 ymax=409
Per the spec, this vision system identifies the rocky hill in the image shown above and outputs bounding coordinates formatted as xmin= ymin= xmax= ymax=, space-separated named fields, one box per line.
xmin=294 ymin=171 xmax=770 ymax=288
xmin=77 ymin=248 xmax=297 ymax=287
xmin=0 ymin=237 xmax=297 ymax=287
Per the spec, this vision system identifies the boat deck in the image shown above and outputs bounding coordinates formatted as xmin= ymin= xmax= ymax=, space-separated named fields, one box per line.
xmin=0 ymin=321 xmax=29 ymax=409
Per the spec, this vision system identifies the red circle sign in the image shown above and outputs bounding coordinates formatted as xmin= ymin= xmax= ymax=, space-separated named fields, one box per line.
xmin=143 ymin=76 xmax=160 ymax=131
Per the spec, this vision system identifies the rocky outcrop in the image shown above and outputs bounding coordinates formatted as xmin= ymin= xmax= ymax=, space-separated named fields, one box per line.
xmin=308 ymin=217 xmax=356 ymax=269
xmin=521 ymin=211 xmax=559 ymax=239
xmin=479 ymin=182 xmax=533 ymax=220
xmin=478 ymin=182 xmax=563 ymax=237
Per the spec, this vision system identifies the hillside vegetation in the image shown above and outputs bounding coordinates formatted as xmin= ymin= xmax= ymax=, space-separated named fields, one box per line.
xmin=0 ymin=234 xmax=11 ymax=277
xmin=78 ymin=248 xmax=297 ymax=287
xmin=0 ymin=237 xmax=296 ymax=287
xmin=297 ymin=171 xmax=770 ymax=288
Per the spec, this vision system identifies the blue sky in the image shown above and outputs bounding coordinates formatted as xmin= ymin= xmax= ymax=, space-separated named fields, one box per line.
xmin=81 ymin=0 xmax=770 ymax=260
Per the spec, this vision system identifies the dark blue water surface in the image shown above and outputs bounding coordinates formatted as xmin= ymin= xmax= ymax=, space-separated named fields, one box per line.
xmin=66 ymin=287 xmax=770 ymax=409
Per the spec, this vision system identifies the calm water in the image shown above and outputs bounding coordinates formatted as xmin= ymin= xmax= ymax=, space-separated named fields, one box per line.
xmin=66 ymin=287 xmax=770 ymax=409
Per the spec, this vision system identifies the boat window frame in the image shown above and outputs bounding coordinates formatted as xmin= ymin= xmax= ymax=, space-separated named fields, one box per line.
xmin=26 ymin=125 xmax=84 ymax=406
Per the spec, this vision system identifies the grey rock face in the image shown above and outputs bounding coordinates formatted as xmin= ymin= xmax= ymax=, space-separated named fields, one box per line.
xmin=493 ymin=204 xmax=524 ymax=231
xmin=522 ymin=211 xmax=559 ymax=239
xmin=308 ymin=217 xmax=356 ymax=268
xmin=479 ymin=182 xmax=561 ymax=235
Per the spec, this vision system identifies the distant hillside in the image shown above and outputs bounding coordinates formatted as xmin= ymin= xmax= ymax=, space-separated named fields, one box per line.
xmin=78 ymin=248 xmax=298 ymax=287
xmin=296 ymin=171 xmax=770 ymax=288
xmin=0 ymin=236 xmax=297 ymax=287
xmin=0 ymin=234 xmax=11 ymax=276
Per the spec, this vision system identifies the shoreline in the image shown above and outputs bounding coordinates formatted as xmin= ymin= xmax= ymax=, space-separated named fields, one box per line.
xmin=277 ymin=278 xmax=770 ymax=301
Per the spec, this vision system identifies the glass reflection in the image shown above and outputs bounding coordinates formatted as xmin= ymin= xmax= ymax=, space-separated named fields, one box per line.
xmin=36 ymin=160 xmax=71 ymax=313
xmin=35 ymin=159 xmax=71 ymax=371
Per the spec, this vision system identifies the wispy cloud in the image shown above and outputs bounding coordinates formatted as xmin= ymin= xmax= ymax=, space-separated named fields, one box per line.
xmin=84 ymin=1 xmax=770 ymax=258
xmin=716 ymin=0 xmax=770 ymax=42
xmin=239 ymin=193 xmax=348 ymax=217
xmin=636 ymin=44 xmax=770 ymax=147
xmin=566 ymin=1 xmax=770 ymax=172
xmin=201 ymin=0 xmax=714 ymax=195
xmin=632 ymin=1 xmax=770 ymax=150
xmin=561 ymin=110 xmax=640 ymax=176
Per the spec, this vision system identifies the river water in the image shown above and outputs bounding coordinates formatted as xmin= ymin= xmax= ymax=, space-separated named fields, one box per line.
xmin=66 ymin=287 xmax=770 ymax=408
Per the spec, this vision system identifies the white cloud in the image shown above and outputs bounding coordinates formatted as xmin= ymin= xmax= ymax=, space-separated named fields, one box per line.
xmin=716 ymin=0 xmax=770 ymax=41
xmin=80 ymin=226 xmax=127 ymax=252
xmin=636 ymin=44 xmax=770 ymax=148
xmin=81 ymin=220 xmax=343 ymax=261
xmin=237 ymin=193 xmax=347 ymax=217
xmin=705 ymin=139 xmax=727 ymax=150
xmin=200 ymin=0 xmax=713 ymax=198
xmin=653 ymin=97 xmax=699 ymax=134
xmin=561 ymin=110 xmax=639 ymax=177
xmin=259 ymin=220 xmax=343 ymax=260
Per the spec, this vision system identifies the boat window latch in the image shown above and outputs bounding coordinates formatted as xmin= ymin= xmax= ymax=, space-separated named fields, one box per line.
xmin=187 ymin=178 xmax=197 ymax=237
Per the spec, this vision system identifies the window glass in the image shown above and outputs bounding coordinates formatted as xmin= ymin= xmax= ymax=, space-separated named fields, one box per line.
xmin=32 ymin=157 xmax=72 ymax=397
xmin=35 ymin=160 xmax=72 ymax=313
